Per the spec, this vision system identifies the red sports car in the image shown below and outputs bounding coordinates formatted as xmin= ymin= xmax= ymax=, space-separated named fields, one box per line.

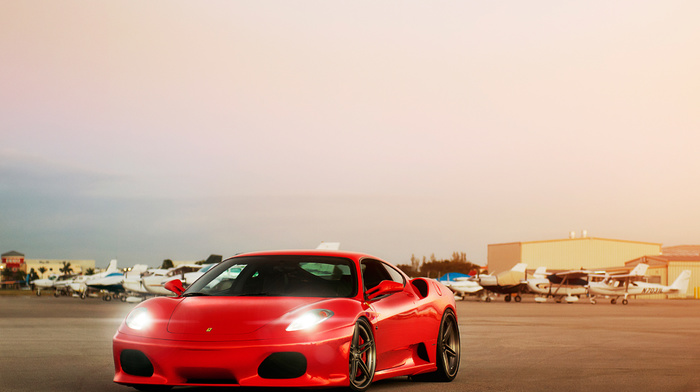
xmin=113 ymin=250 xmax=460 ymax=391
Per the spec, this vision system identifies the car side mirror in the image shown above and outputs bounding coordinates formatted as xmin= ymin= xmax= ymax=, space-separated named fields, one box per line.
xmin=366 ymin=280 xmax=404 ymax=301
xmin=164 ymin=279 xmax=185 ymax=296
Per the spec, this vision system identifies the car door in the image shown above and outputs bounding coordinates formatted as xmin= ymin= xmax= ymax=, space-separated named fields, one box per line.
xmin=361 ymin=259 xmax=419 ymax=371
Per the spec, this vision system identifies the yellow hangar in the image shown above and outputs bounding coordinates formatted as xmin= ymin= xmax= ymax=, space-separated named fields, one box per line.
xmin=487 ymin=235 xmax=662 ymax=274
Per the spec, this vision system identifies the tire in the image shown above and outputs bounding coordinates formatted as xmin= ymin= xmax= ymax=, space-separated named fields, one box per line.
xmin=514 ymin=295 xmax=522 ymax=303
xmin=36 ymin=290 xmax=41 ymax=297
xmin=411 ymin=309 xmax=461 ymax=383
xmin=433 ymin=309 xmax=461 ymax=381
xmin=348 ymin=318 xmax=376 ymax=392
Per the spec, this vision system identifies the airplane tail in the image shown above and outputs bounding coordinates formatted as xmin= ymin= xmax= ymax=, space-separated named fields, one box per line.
xmin=106 ymin=259 xmax=118 ymax=273
xmin=204 ymin=254 xmax=223 ymax=264
xmin=670 ymin=270 xmax=692 ymax=295
xmin=533 ymin=266 xmax=547 ymax=279
xmin=316 ymin=242 xmax=340 ymax=250
xmin=629 ymin=263 xmax=649 ymax=276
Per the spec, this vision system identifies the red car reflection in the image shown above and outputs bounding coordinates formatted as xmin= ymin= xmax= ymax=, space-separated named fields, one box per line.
xmin=113 ymin=250 xmax=460 ymax=391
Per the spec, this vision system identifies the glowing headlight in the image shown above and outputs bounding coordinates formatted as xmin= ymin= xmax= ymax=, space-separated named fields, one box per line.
xmin=125 ymin=307 xmax=152 ymax=330
xmin=286 ymin=309 xmax=334 ymax=331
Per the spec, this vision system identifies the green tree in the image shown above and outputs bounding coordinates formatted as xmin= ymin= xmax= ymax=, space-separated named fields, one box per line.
xmin=28 ymin=268 xmax=39 ymax=281
xmin=85 ymin=268 xmax=96 ymax=275
xmin=161 ymin=259 xmax=174 ymax=269
xmin=38 ymin=267 xmax=47 ymax=279
xmin=398 ymin=252 xmax=481 ymax=279
xmin=59 ymin=261 xmax=74 ymax=276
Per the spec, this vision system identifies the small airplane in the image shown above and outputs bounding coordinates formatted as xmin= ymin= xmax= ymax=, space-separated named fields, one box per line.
xmin=442 ymin=276 xmax=483 ymax=300
xmin=526 ymin=264 xmax=649 ymax=303
xmin=31 ymin=273 xmax=61 ymax=296
xmin=526 ymin=267 xmax=594 ymax=303
xmin=470 ymin=263 xmax=529 ymax=302
xmin=588 ymin=267 xmax=691 ymax=305
xmin=84 ymin=260 xmax=126 ymax=301
xmin=141 ymin=264 xmax=204 ymax=296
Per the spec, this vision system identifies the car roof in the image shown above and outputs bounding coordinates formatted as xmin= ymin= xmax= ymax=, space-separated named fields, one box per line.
xmin=227 ymin=249 xmax=379 ymax=262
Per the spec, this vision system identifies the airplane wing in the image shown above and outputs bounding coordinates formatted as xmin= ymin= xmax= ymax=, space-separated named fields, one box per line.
xmin=547 ymin=270 xmax=595 ymax=285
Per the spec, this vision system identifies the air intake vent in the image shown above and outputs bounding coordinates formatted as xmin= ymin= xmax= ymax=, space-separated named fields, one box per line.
xmin=258 ymin=352 xmax=307 ymax=379
xmin=120 ymin=349 xmax=154 ymax=377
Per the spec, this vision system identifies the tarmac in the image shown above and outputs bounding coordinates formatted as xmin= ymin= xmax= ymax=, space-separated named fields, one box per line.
xmin=1 ymin=294 xmax=699 ymax=392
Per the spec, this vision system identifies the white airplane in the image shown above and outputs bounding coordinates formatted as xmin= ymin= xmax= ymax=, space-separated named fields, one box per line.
xmin=588 ymin=268 xmax=691 ymax=305
xmin=141 ymin=264 xmax=204 ymax=296
xmin=121 ymin=264 xmax=152 ymax=300
xmin=470 ymin=263 xmax=529 ymax=302
xmin=31 ymin=273 xmax=61 ymax=296
xmin=84 ymin=260 xmax=125 ymax=301
xmin=442 ymin=276 xmax=483 ymax=300
xmin=526 ymin=267 xmax=594 ymax=304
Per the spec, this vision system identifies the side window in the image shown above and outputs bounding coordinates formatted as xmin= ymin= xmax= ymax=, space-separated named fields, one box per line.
xmin=361 ymin=259 xmax=405 ymax=292
xmin=383 ymin=263 xmax=405 ymax=285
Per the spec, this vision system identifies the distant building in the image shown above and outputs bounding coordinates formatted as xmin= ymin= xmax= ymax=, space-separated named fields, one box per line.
xmin=488 ymin=235 xmax=662 ymax=274
xmin=1 ymin=251 xmax=26 ymax=281
xmin=624 ymin=246 xmax=700 ymax=299
xmin=23 ymin=259 xmax=96 ymax=277
xmin=2 ymin=251 xmax=25 ymax=270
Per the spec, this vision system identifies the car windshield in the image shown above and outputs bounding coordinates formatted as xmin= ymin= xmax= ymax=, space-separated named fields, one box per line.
xmin=183 ymin=255 xmax=357 ymax=298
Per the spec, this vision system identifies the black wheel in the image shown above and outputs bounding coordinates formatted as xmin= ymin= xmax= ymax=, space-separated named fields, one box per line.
xmin=80 ymin=291 xmax=87 ymax=300
xmin=348 ymin=318 xmax=376 ymax=392
xmin=504 ymin=295 xmax=511 ymax=302
xmin=622 ymin=299 xmax=628 ymax=305
xmin=36 ymin=289 xmax=41 ymax=296
xmin=103 ymin=294 xmax=112 ymax=301
xmin=514 ymin=295 xmax=522 ymax=303
xmin=485 ymin=296 xmax=491 ymax=303
xmin=434 ymin=309 xmax=460 ymax=381
xmin=411 ymin=309 xmax=461 ymax=382
xmin=611 ymin=298 xmax=617 ymax=305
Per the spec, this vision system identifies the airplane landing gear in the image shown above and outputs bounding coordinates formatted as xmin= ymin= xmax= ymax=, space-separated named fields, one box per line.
xmin=514 ymin=295 xmax=522 ymax=302
xmin=611 ymin=298 xmax=617 ymax=304
xmin=622 ymin=299 xmax=629 ymax=305
xmin=504 ymin=294 xmax=511 ymax=302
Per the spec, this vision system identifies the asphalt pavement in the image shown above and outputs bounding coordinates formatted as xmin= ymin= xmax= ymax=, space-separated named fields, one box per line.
xmin=1 ymin=294 xmax=699 ymax=392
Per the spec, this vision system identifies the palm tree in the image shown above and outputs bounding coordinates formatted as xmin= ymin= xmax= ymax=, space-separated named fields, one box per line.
xmin=59 ymin=261 xmax=74 ymax=276
xmin=38 ymin=267 xmax=47 ymax=278
xmin=85 ymin=268 xmax=95 ymax=275
xmin=161 ymin=259 xmax=174 ymax=269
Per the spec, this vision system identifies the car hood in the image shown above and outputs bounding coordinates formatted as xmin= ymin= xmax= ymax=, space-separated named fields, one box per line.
xmin=166 ymin=296 xmax=324 ymax=336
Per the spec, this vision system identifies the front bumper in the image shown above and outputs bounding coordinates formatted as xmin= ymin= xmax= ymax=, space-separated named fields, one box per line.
xmin=113 ymin=326 xmax=354 ymax=388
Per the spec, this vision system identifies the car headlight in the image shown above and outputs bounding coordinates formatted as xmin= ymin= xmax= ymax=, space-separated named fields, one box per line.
xmin=125 ymin=307 xmax=152 ymax=330
xmin=286 ymin=309 xmax=334 ymax=331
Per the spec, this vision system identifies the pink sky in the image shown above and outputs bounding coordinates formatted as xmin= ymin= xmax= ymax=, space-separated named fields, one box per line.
xmin=1 ymin=1 xmax=699 ymax=267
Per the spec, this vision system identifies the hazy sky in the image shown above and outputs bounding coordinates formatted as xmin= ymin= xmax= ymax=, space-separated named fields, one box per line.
xmin=2 ymin=1 xmax=699 ymax=268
